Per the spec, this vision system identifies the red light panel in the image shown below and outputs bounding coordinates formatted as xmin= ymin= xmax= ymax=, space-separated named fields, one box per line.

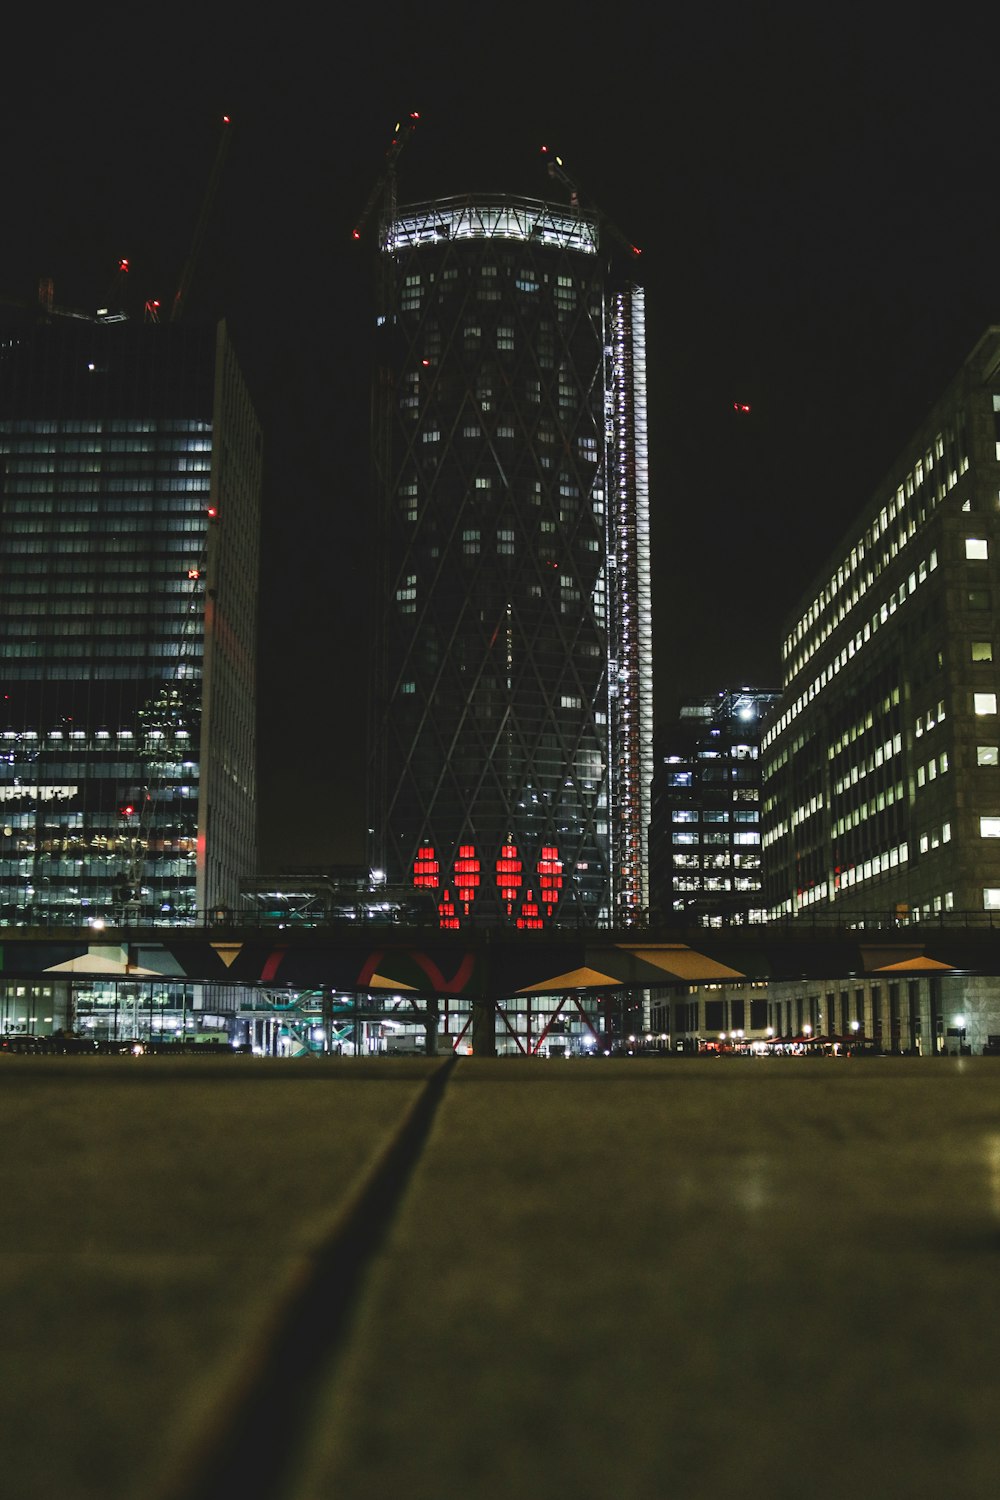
xmin=438 ymin=887 xmax=459 ymax=929
xmin=495 ymin=843 xmax=523 ymax=904
xmin=537 ymin=844 xmax=563 ymax=914
xmin=517 ymin=890 xmax=544 ymax=930
xmin=413 ymin=844 xmax=440 ymax=889
xmin=454 ymin=843 xmax=480 ymax=905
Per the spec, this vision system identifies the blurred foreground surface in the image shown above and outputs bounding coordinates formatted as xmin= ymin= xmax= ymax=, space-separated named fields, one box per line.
xmin=3 ymin=1056 xmax=999 ymax=1500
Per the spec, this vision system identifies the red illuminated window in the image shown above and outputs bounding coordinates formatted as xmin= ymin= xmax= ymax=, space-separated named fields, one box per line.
xmin=454 ymin=843 xmax=480 ymax=907
xmin=537 ymin=844 xmax=563 ymax=914
xmin=438 ymin=887 xmax=460 ymax=930
xmin=517 ymin=889 xmax=544 ymax=930
xmin=413 ymin=844 xmax=440 ymax=889
xmin=495 ymin=843 xmax=523 ymax=905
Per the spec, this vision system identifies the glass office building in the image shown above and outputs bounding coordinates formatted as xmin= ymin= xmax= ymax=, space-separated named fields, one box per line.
xmin=649 ymin=688 xmax=780 ymax=926
xmin=369 ymin=195 xmax=652 ymax=928
xmin=0 ymin=312 xmax=261 ymax=928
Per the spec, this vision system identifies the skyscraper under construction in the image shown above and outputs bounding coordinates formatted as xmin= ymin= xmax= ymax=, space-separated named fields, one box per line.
xmin=369 ymin=190 xmax=652 ymax=928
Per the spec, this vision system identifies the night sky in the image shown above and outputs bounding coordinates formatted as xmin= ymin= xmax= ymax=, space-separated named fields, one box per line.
xmin=4 ymin=7 xmax=1000 ymax=867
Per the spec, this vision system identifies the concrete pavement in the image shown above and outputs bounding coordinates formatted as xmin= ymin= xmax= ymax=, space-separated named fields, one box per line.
xmin=3 ymin=1056 xmax=999 ymax=1499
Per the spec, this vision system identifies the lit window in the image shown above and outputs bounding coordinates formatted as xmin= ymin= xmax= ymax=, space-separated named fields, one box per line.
xmin=978 ymin=746 xmax=999 ymax=766
xmin=975 ymin=693 xmax=998 ymax=716
xmin=972 ymin=641 xmax=993 ymax=662
xmin=984 ymin=888 xmax=1000 ymax=910
xmin=980 ymin=817 xmax=1000 ymax=838
xmin=395 ymin=575 xmax=417 ymax=614
xmin=966 ymin=538 xmax=989 ymax=560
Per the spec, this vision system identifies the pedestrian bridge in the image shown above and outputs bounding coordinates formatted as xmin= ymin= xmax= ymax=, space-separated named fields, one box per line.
xmin=2 ymin=914 xmax=999 ymax=995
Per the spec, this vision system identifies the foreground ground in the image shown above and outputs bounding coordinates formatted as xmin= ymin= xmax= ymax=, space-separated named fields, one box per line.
xmin=2 ymin=1055 xmax=999 ymax=1499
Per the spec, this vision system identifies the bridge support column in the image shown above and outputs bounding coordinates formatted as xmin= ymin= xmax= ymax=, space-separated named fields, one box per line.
xmin=424 ymin=996 xmax=440 ymax=1056
xmin=471 ymin=998 xmax=497 ymax=1057
xmin=321 ymin=989 xmax=334 ymax=1054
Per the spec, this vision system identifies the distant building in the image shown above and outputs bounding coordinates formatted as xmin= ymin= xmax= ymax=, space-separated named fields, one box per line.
xmin=649 ymin=688 xmax=779 ymax=926
xmin=0 ymin=308 xmax=260 ymax=1034
xmin=761 ymin=327 xmax=1000 ymax=1052
xmin=369 ymin=193 xmax=652 ymax=929
xmin=647 ymin=687 xmax=778 ymax=1053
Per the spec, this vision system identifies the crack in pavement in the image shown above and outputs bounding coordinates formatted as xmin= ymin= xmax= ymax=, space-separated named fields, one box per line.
xmin=155 ymin=1055 xmax=458 ymax=1500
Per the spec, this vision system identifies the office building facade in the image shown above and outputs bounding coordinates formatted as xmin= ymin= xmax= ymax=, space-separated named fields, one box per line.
xmin=369 ymin=195 xmax=652 ymax=928
xmin=0 ymin=312 xmax=261 ymax=931
xmin=649 ymin=687 xmax=779 ymax=926
xmin=760 ymin=328 xmax=1000 ymax=1050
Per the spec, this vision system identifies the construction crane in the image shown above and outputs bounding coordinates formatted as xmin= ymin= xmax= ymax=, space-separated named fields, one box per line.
xmin=352 ymin=112 xmax=420 ymax=243
xmin=540 ymin=145 xmax=642 ymax=262
xmin=97 ymin=257 xmax=131 ymax=321
xmin=170 ymin=115 xmax=232 ymax=322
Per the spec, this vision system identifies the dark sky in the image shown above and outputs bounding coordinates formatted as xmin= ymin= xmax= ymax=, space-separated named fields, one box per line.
xmin=3 ymin=6 xmax=1000 ymax=866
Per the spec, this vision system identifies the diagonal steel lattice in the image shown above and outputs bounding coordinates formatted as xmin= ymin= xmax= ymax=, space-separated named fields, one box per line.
xmin=370 ymin=196 xmax=651 ymax=928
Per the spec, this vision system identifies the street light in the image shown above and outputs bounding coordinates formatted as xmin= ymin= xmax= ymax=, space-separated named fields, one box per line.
xmin=955 ymin=1014 xmax=967 ymax=1055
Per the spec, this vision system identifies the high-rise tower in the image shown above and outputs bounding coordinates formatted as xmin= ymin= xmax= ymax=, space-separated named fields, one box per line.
xmin=369 ymin=193 xmax=652 ymax=927
xmin=0 ymin=309 xmax=261 ymax=927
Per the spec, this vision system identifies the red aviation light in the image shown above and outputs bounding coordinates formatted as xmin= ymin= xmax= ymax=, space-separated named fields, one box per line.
xmin=119 ymin=804 xmax=135 ymax=818
xmin=734 ymin=402 xmax=752 ymax=414
xmin=187 ymin=568 xmax=200 ymax=580
xmin=207 ymin=506 xmax=218 ymax=520
xmin=413 ymin=844 xmax=440 ymax=889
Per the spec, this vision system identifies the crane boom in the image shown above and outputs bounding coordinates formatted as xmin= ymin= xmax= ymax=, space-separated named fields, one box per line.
xmin=352 ymin=112 xmax=420 ymax=242
xmin=171 ymin=115 xmax=232 ymax=323
xmin=540 ymin=145 xmax=642 ymax=262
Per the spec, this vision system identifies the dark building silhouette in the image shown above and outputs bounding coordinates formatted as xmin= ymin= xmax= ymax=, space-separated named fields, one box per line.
xmin=369 ymin=195 xmax=652 ymax=928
